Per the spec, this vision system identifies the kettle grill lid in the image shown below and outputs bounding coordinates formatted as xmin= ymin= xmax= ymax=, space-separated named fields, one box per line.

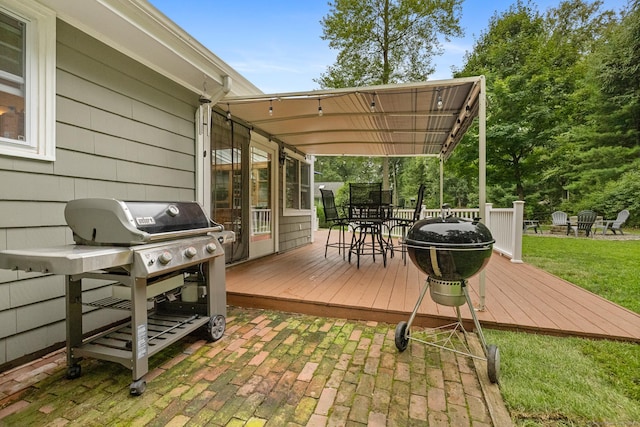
xmin=405 ymin=216 xmax=494 ymax=248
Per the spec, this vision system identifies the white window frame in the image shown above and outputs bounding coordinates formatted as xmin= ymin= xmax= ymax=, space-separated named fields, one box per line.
xmin=282 ymin=150 xmax=313 ymax=216
xmin=0 ymin=1 xmax=55 ymax=161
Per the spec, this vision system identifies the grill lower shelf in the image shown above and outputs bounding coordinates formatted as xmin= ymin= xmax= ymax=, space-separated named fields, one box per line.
xmin=73 ymin=312 xmax=210 ymax=366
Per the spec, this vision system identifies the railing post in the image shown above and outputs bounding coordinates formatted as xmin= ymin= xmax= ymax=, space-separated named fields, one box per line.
xmin=511 ymin=201 xmax=524 ymax=263
xmin=484 ymin=203 xmax=492 ymax=229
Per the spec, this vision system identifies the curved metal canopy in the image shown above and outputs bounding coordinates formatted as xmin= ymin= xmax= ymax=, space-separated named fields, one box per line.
xmin=217 ymin=76 xmax=482 ymax=159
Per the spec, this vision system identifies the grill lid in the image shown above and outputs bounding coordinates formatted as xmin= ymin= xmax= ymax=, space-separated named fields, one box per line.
xmin=65 ymin=198 xmax=222 ymax=246
xmin=405 ymin=216 xmax=494 ymax=248
xmin=405 ymin=215 xmax=494 ymax=281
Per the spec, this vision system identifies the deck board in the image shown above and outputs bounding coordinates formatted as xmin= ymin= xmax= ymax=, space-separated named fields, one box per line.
xmin=226 ymin=230 xmax=640 ymax=342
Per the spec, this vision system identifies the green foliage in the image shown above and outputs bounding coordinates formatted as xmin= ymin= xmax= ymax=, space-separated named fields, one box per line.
xmin=315 ymin=156 xmax=383 ymax=183
xmin=317 ymin=0 xmax=463 ymax=87
xmin=316 ymin=0 xmax=638 ymax=218
xmin=453 ymin=0 xmax=618 ymax=207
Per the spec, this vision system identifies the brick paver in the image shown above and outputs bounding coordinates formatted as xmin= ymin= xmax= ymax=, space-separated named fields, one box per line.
xmin=0 ymin=306 xmax=508 ymax=426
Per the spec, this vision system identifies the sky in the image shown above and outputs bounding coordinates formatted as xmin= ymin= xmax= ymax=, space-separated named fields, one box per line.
xmin=148 ymin=0 xmax=628 ymax=94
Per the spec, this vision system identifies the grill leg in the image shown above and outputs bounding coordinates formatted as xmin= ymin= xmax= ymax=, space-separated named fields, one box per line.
xmin=462 ymin=281 xmax=489 ymax=356
xmin=65 ymin=275 xmax=83 ymax=378
xmin=131 ymin=277 xmax=149 ymax=383
xmin=405 ymin=278 xmax=431 ymax=332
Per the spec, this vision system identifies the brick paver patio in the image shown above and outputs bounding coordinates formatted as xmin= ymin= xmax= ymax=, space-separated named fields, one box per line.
xmin=0 ymin=306 xmax=509 ymax=426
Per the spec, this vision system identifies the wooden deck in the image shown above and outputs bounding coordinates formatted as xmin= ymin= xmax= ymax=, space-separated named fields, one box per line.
xmin=226 ymin=230 xmax=640 ymax=343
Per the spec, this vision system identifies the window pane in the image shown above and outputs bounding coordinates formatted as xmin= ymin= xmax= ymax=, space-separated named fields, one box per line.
xmin=285 ymin=157 xmax=299 ymax=209
xmin=300 ymin=162 xmax=311 ymax=210
xmin=0 ymin=12 xmax=25 ymax=142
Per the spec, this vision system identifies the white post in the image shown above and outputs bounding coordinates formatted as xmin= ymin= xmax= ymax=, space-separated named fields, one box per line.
xmin=476 ymin=203 xmax=492 ymax=311
xmin=476 ymin=77 xmax=488 ymax=311
xmin=484 ymin=203 xmax=493 ymax=230
xmin=439 ymin=157 xmax=444 ymax=208
xmin=511 ymin=200 xmax=525 ymax=263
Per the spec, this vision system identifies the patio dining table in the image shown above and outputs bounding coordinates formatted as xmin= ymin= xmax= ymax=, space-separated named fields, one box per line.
xmin=347 ymin=184 xmax=392 ymax=268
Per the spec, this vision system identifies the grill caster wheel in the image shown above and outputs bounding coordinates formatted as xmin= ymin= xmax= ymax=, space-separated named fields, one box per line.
xmin=487 ymin=344 xmax=500 ymax=384
xmin=207 ymin=315 xmax=226 ymax=342
xmin=66 ymin=365 xmax=81 ymax=379
xmin=130 ymin=379 xmax=146 ymax=396
xmin=395 ymin=321 xmax=410 ymax=352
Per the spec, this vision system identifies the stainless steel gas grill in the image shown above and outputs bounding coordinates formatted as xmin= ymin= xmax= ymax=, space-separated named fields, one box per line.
xmin=0 ymin=199 xmax=235 ymax=395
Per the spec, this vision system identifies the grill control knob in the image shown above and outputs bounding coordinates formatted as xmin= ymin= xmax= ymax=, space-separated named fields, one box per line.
xmin=205 ymin=243 xmax=217 ymax=254
xmin=158 ymin=251 xmax=173 ymax=265
xmin=185 ymin=247 xmax=197 ymax=258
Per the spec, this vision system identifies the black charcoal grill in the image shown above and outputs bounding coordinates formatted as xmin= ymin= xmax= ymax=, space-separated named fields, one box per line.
xmin=0 ymin=198 xmax=235 ymax=395
xmin=394 ymin=206 xmax=500 ymax=383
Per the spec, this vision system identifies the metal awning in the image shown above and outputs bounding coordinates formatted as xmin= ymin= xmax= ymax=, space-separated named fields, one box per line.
xmin=217 ymin=76 xmax=483 ymax=159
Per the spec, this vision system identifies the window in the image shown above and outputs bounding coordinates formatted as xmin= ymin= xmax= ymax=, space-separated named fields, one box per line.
xmin=283 ymin=152 xmax=312 ymax=215
xmin=0 ymin=1 xmax=55 ymax=161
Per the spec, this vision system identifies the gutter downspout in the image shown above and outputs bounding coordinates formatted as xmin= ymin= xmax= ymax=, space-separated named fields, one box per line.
xmin=196 ymin=75 xmax=232 ymax=209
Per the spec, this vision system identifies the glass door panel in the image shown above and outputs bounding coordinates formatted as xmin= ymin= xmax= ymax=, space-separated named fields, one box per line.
xmin=250 ymin=144 xmax=275 ymax=258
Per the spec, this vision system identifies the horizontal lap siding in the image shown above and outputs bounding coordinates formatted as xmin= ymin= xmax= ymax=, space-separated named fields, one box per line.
xmin=0 ymin=20 xmax=200 ymax=369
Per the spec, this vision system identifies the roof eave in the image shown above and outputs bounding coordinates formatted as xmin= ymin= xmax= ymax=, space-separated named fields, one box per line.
xmin=37 ymin=0 xmax=261 ymax=98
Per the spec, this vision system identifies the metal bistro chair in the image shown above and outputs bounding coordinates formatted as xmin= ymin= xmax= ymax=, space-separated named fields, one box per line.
xmin=388 ymin=184 xmax=426 ymax=265
xmin=348 ymin=183 xmax=387 ymax=268
xmin=320 ymin=188 xmax=350 ymax=259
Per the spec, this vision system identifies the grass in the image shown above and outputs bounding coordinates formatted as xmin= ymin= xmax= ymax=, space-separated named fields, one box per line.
xmin=522 ymin=235 xmax=640 ymax=313
xmin=485 ymin=234 xmax=640 ymax=426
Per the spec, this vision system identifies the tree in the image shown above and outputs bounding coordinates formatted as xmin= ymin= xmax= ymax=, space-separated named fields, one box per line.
xmin=317 ymin=0 xmax=463 ymax=87
xmin=452 ymin=0 xmax=616 ymax=213
xmin=315 ymin=0 xmax=463 ymax=207
xmin=562 ymin=0 xmax=640 ymax=202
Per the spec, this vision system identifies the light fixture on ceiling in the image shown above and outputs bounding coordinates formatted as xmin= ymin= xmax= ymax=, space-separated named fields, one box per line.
xmin=318 ymin=99 xmax=323 ymax=117
xmin=226 ymin=103 xmax=231 ymax=121
xmin=437 ymin=89 xmax=443 ymax=110
xmin=269 ymin=100 xmax=273 ymax=116
xmin=370 ymin=93 xmax=376 ymax=112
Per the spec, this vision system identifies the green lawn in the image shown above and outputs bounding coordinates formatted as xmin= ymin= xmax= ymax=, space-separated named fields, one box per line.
xmin=485 ymin=235 xmax=640 ymax=426
xmin=522 ymin=235 xmax=640 ymax=313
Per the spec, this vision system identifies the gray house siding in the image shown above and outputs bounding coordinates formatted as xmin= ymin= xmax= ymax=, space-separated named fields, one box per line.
xmin=278 ymin=218 xmax=312 ymax=252
xmin=0 ymin=20 xmax=200 ymax=369
xmin=277 ymin=169 xmax=312 ymax=253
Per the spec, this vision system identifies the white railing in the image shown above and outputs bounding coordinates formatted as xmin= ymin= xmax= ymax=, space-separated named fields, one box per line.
xmin=391 ymin=203 xmax=524 ymax=263
xmin=484 ymin=201 xmax=524 ymax=263
xmin=251 ymin=208 xmax=272 ymax=235
xmin=423 ymin=207 xmax=480 ymax=220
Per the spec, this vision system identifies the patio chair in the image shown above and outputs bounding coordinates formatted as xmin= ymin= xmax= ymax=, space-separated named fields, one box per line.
xmin=320 ymin=189 xmax=350 ymax=259
xmin=593 ymin=209 xmax=630 ymax=235
xmin=551 ymin=211 xmax=568 ymax=226
xmin=568 ymin=210 xmax=597 ymax=237
xmin=348 ymin=183 xmax=387 ymax=268
xmin=388 ymin=183 xmax=426 ymax=265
